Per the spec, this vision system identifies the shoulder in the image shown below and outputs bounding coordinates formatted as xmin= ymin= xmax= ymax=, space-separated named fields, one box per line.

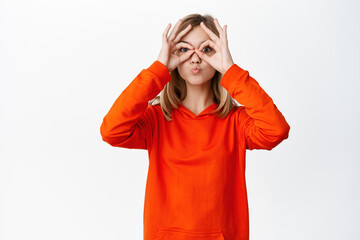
xmin=234 ymin=105 xmax=246 ymax=114
xmin=145 ymin=102 xmax=163 ymax=118
xmin=145 ymin=102 xmax=159 ymax=114
xmin=137 ymin=103 xmax=159 ymax=123
xmin=228 ymin=104 xmax=245 ymax=116
xmin=231 ymin=105 xmax=250 ymax=123
xmin=148 ymin=102 xmax=160 ymax=110
xmin=210 ymin=103 xmax=245 ymax=121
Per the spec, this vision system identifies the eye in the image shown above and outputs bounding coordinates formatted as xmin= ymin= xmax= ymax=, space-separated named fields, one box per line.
xmin=179 ymin=47 xmax=189 ymax=52
xmin=202 ymin=46 xmax=212 ymax=53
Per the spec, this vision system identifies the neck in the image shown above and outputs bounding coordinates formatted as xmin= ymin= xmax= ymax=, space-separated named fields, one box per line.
xmin=181 ymin=81 xmax=215 ymax=113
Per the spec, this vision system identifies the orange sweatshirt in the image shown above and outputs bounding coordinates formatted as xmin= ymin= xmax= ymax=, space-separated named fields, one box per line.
xmin=100 ymin=60 xmax=290 ymax=240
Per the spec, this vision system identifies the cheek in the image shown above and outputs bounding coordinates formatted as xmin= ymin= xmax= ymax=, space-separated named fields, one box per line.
xmin=177 ymin=63 xmax=188 ymax=74
xmin=204 ymin=65 xmax=216 ymax=77
xmin=207 ymin=70 xmax=216 ymax=80
xmin=176 ymin=65 xmax=188 ymax=80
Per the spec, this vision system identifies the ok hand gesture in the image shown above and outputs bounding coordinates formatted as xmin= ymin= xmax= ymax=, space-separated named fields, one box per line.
xmin=195 ymin=19 xmax=235 ymax=74
xmin=157 ymin=20 xmax=196 ymax=72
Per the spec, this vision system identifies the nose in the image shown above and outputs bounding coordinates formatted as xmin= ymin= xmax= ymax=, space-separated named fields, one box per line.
xmin=190 ymin=51 xmax=201 ymax=64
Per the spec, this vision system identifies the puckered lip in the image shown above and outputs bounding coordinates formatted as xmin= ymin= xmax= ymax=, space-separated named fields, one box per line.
xmin=192 ymin=66 xmax=200 ymax=71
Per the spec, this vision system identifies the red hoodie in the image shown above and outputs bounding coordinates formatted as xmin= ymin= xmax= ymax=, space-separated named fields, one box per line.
xmin=100 ymin=60 xmax=290 ymax=240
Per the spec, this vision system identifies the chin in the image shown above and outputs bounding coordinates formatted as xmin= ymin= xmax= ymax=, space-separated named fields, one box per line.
xmin=184 ymin=76 xmax=211 ymax=85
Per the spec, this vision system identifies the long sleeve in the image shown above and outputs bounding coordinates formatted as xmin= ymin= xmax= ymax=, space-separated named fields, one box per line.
xmin=100 ymin=60 xmax=171 ymax=149
xmin=220 ymin=64 xmax=290 ymax=150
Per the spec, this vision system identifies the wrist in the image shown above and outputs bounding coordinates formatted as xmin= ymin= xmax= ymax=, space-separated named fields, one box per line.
xmin=157 ymin=59 xmax=168 ymax=69
xmin=222 ymin=62 xmax=234 ymax=74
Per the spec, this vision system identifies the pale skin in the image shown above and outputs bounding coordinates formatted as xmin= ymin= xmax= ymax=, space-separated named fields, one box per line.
xmin=157 ymin=18 xmax=234 ymax=115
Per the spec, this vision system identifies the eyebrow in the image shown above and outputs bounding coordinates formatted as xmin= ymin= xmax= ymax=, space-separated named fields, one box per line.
xmin=179 ymin=40 xmax=208 ymax=45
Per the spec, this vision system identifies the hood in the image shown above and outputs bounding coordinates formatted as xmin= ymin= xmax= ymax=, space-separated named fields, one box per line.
xmin=175 ymin=102 xmax=218 ymax=120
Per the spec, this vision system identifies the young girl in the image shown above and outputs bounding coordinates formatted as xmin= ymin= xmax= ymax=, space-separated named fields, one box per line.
xmin=100 ymin=13 xmax=290 ymax=240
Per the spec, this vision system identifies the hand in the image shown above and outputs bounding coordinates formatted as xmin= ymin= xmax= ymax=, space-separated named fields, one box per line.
xmin=157 ymin=19 xmax=196 ymax=72
xmin=195 ymin=18 xmax=235 ymax=74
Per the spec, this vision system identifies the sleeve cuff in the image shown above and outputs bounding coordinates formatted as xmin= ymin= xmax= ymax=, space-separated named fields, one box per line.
xmin=220 ymin=64 xmax=248 ymax=94
xmin=147 ymin=60 xmax=172 ymax=86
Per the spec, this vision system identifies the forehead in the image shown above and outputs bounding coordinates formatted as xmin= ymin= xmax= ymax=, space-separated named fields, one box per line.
xmin=180 ymin=26 xmax=210 ymax=46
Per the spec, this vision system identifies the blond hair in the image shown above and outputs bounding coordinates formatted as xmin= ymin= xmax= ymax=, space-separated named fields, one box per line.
xmin=149 ymin=13 xmax=239 ymax=121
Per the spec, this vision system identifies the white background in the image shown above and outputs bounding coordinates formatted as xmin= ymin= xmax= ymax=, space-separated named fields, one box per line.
xmin=1 ymin=0 xmax=359 ymax=239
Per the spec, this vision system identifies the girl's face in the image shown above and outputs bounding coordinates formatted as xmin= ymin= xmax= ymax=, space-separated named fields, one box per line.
xmin=176 ymin=26 xmax=216 ymax=86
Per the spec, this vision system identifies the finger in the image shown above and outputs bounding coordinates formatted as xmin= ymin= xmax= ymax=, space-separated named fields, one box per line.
xmin=173 ymin=24 xmax=192 ymax=43
xmin=168 ymin=20 xmax=180 ymax=38
xmin=198 ymin=39 xmax=217 ymax=52
xmin=195 ymin=49 xmax=211 ymax=63
xmin=162 ymin=23 xmax=171 ymax=39
xmin=169 ymin=19 xmax=182 ymax=41
xmin=179 ymin=49 xmax=195 ymax=63
xmin=213 ymin=18 xmax=224 ymax=36
xmin=224 ymin=25 xmax=228 ymax=41
xmin=200 ymin=22 xmax=219 ymax=42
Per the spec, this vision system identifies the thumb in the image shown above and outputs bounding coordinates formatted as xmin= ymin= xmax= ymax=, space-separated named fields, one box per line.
xmin=179 ymin=49 xmax=195 ymax=63
xmin=195 ymin=49 xmax=210 ymax=63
